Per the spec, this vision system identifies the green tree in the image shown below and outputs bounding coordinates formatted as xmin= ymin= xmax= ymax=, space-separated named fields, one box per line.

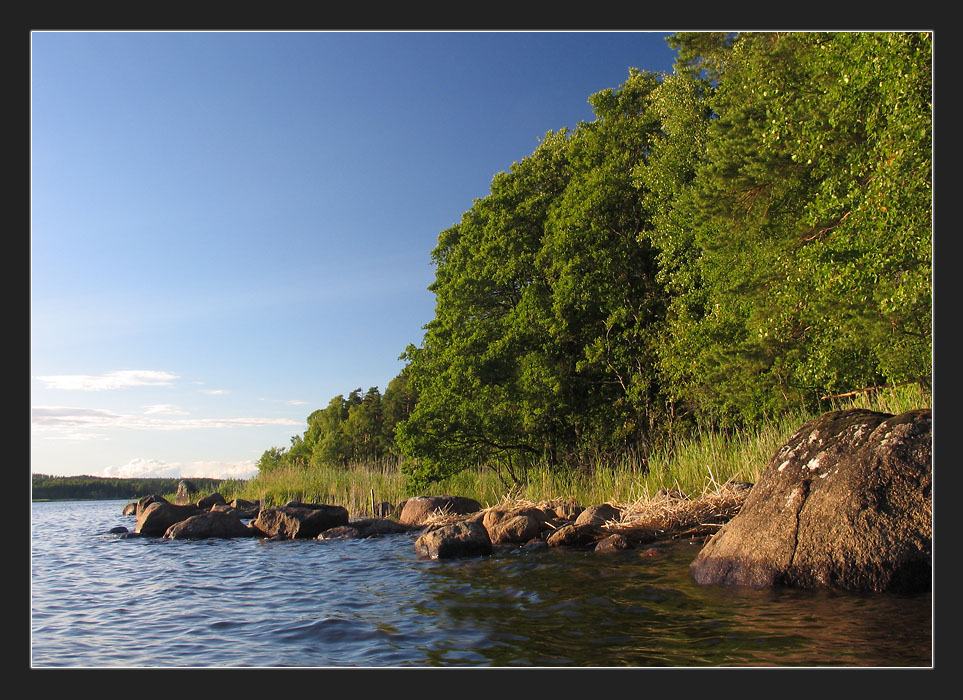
xmin=398 ymin=68 xmax=672 ymax=487
xmin=256 ymin=445 xmax=288 ymax=474
xmin=648 ymin=31 xmax=931 ymax=424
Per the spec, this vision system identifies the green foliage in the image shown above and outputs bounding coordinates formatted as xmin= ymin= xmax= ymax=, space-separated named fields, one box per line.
xmin=256 ymin=369 xmax=417 ymax=478
xmin=398 ymin=70 xmax=675 ymax=488
xmin=645 ymin=31 xmax=931 ymax=425
xmin=254 ymin=32 xmax=931 ymax=497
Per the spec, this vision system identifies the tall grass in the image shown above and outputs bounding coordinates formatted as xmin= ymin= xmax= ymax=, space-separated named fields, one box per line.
xmin=225 ymin=384 xmax=931 ymax=514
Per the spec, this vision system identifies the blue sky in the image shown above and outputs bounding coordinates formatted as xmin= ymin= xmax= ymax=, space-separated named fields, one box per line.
xmin=31 ymin=30 xmax=680 ymax=479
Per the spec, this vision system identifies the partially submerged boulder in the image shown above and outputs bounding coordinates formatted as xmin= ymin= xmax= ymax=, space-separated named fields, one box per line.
xmin=318 ymin=518 xmax=413 ymax=540
xmin=399 ymin=495 xmax=482 ymax=526
xmin=164 ymin=510 xmax=255 ymax=539
xmin=251 ymin=502 xmax=349 ymax=539
xmin=415 ymin=519 xmax=492 ymax=559
xmin=594 ymin=533 xmax=633 ymax=553
xmin=546 ymin=523 xmax=603 ymax=548
xmin=136 ymin=502 xmax=201 ymax=537
xmin=690 ymin=409 xmax=932 ymax=593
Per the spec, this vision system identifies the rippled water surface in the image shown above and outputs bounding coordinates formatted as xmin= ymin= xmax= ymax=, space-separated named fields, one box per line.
xmin=31 ymin=500 xmax=932 ymax=667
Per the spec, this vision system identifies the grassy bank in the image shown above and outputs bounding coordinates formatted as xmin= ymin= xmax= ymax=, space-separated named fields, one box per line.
xmin=232 ymin=384 xmax=931 ymax=516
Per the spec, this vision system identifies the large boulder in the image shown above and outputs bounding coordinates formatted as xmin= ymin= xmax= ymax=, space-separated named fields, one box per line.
xmin=135 ymin=502 xmax=201 ymax=537
xmin=136 ymin=494 xmax=168 ymax=516
xmin=690 ymin=409 xmax=932 ymax=593
xmin=251 ymin=502 xmax=349 ymax=539
xmin=414 ymin=519 xmax=492 ymax=559
xmin=164 ymin=510 xmax=255 ymax=539
xmin=399 ymin=496 xmax=482 ymax=526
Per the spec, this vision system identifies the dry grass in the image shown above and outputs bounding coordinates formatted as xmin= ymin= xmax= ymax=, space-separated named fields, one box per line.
xmin=422 ymin=480 xmax=751 ymax=543
xmin=606 ymin=482 xmax=750 ymax=541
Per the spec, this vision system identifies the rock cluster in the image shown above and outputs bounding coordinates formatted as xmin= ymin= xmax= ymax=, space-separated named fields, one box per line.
xmin=113 ymin=406 xmax=931 ymax=597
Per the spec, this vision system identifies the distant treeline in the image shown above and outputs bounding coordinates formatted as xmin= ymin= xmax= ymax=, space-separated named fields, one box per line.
xmin=31 ymin=474 xmax=226 ymax=502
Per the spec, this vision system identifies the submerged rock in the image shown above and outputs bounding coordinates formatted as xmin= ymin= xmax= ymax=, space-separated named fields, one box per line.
xmin=690 ymin=409 xmax=932 ymax=593
xmin=594 ymin=533 xmax=633 ymax=553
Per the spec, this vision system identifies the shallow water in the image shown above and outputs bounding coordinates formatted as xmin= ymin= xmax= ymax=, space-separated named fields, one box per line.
xmin=30 ymin=499 xmax=932 ymax=667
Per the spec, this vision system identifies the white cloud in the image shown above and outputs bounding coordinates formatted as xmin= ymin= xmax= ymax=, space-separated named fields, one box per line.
xmin=102 ymin=457 xmax=258 ymax=480
xmin=34 ymin=370 xmax=179 ymax=391
xmin=200 ymin=389 xmax=228 ymax=395
xmin=32 ymin=406 xmax=301 ymax=437
xmin=143 ymin=404 xmax=188 ymax=415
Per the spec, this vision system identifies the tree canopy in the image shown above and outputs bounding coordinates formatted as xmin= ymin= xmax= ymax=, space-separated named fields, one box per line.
xmin=256 ymin=32 xmax=931 ymax=493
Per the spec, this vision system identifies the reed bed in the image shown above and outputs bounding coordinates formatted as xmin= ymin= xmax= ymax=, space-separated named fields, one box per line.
xmin=228 ymin=384 xmax=930 ymax=517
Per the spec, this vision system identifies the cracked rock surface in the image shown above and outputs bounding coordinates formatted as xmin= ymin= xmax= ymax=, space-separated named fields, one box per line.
xmin=689 ymin=408 xmax=931 ymax=593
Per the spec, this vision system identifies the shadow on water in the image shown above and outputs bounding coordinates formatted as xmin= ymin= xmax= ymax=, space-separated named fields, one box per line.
xmin=409 ymin=540 xmax=932 ymax=667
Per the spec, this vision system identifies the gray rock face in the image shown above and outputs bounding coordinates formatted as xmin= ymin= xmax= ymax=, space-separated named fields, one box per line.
xmin=690 ymin=409 xmax=932 ymax=593
xmin=251 ymin=503 xmax=349 ymax=539
xmin=414 ymin=520 xmax=492 ymax=559
xmin=399 ymin=496 xmax=483 ymax=526
xmin=135 ymin=502 xmax=200 ymax=537
xmin=164 ymin=510 xmax=255 ymax=539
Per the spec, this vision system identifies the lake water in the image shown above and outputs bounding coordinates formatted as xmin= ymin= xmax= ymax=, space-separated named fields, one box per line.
xmin=30 ymin=499 xmax=933 ymax=668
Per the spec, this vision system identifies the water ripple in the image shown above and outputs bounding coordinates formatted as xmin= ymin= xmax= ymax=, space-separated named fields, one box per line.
xmin=32 ymin=500 xmax=932 ymax=667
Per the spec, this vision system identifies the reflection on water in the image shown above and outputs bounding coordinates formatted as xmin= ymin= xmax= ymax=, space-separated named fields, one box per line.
xmin=413 ymin=544 xmax=932 ymax=667
xmin=31 ymin=500 xmax=931 ymax=667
